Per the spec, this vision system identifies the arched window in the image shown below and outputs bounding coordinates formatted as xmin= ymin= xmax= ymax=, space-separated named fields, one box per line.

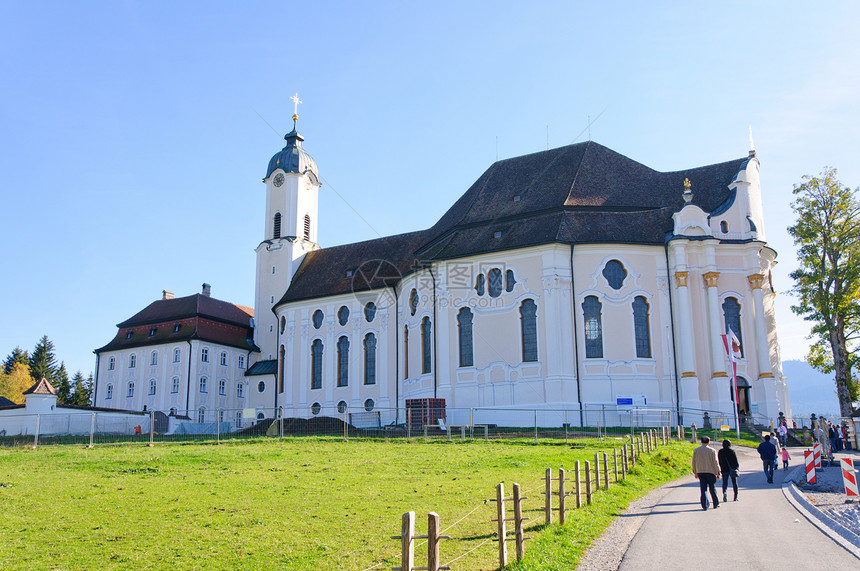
xmin=171 ymin=377 xmax=179 ymax=393
xmin=488 ymin=268 xmax=503 ymax=297
xmin=220 ymin=352 xmax=227 ymax=366
xmin=237 ymin=382 xmax=244 ymax=398
xmin=129 ymin=354 xmax=136 ymax=368
xmin=364 ymin=302 xmax=377 ymax=322
xmin=127 ymin=381 xmax=135 ymax=398
xmin=457 ymin=307 xmax=474 ymax=367
xmin=311 ymin=339 xmax=323 ymax=389
xmin=198 ymin=407 xmax=206 ymax=423
xmin=421 ymin=317 xmax=432 ymax=374
xmin=256 ymin=411 xmax=265 ymax=421
xmin=602 ymin=260 xmax=627 ymax=290
xmin=173 ymin=348 xmax=181 ymax=363
xmin=106 ymin=384 xmax=113 ymax=399
xmin=338 ymin=305 xmax=350 ymax=326
xmin=149 ymin=379 xmax=156 ymax=395
xmin=633 ymin=296 xmax=652 ymax=358
xmin=337 ymin=336 xmax=350 ymax=387
xmin=403 ymin=326 xmax=409 ymax=379
xmin=475 ymin=274 xmax=485 ymax=296
xmin=303 ymin=214 xmax=311 ymax=241
xmin=720 ymin=220 xmax=728 ymax=233
xmin=312 ymin=309 xmax=324 ymax=329
xmin=583 ymin=296 xmax=603 ymax=358
xmin=723 ymin=297 xmax=744 ymax=356
xmin=278 ymin=345 xmax=285 ymax=393
xmin=218 ymin=379 xmax=226 ymax=395
xmin=280 ymin=316 xmax=286 ymax=334
xmin=364 ymin=333 xmax=377 ymax=385
xmin=409 ymin=289 xmax=419 ymax=315
xmin=150 ymin=351 xmax=158 ymax=366
xmin=520 ymin=299 xmax=538 ymax=362
xmin=505 ymin=269 xmax=516 ymax=292
xmin=199 ymin=377 xmax=208 ymax=393
xmin=273 ymin=212 xmax=282 ymax=239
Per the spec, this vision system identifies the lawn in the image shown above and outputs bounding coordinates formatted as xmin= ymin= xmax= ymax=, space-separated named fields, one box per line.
xmin=0 ymin=437 xmax=694 ymax=570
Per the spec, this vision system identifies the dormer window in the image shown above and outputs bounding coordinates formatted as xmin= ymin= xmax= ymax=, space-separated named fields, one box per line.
xmin=126 ymin=330 xmax=133 ymax=340
xmin=173 ymin=323 xmax=181 ymax=333
xmin=346 ymin=269 xmax=354 ymax=278
xmin=494 ymin=231 xmax=503 ymax=239
xmin=149 ymin=327 xmax=157 ymax=337
xmin=513 ymin=195 xmax=521 ymax=202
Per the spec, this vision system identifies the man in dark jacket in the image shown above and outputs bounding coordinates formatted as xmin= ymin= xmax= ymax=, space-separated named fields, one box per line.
xmin=757 ymin=434 xmax=777 ymax=483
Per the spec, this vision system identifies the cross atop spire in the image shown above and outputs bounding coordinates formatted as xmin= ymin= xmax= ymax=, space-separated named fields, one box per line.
xmin=290 ymin=92 xmax=302 ymax=124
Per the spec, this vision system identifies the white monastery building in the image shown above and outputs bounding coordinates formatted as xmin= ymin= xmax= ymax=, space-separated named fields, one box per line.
xmin=93 ymin=113 xmax=791 ymax=429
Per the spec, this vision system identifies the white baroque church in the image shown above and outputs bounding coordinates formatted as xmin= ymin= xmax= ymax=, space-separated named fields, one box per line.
xmin=93 ymin=113 xmax=791 ymax=429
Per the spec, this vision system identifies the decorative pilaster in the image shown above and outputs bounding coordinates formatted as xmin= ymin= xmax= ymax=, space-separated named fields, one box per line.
xmin=703 ymin=272 xmax=726 ymax=378
xmin=673 ymin=271 xmax=695 ymax=378
xmin=748 ymin=273 xmax=774 ymax=379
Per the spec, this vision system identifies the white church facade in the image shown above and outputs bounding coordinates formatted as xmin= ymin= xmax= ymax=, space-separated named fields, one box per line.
xmin=93 ymin=114 xmax=791 ymax=429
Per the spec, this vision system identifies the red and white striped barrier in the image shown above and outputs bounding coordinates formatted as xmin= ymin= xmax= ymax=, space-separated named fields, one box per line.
xmin=805 ymin=450 xmax=816 ymax=484
xmin=841 ymin=457 xmax=858 ymax=498
xmin=813 ymin=443 xmax=822 ymax=469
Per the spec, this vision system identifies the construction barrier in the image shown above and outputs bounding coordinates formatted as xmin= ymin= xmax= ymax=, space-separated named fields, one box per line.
xmin=840 ymin=457 xmax=858 ymax=499
xmin=812 ymin=443 xmax=822 ymax=469
xmin=805 ymin=450 xmax=816 ymax=484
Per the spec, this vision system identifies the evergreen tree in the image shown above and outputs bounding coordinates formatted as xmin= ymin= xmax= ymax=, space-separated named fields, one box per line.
xmin=3 ymin=347 xmax=29 ymax=375
xmin=55 ymin=362 xmax=71 ymax=403
xmin=70 ymin=371 xmax=93 ymax=406
xmin=28 ymin=336 xmax=58 ymax=382
xmin=0 ymin=362 xmax=33 ymax=404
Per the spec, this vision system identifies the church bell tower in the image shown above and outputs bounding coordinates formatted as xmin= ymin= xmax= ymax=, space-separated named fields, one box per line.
xmin=254 ymin=94 xmax=320 ymax=359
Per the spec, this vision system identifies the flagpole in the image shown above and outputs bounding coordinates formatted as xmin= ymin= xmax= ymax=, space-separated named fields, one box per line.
xmin=732 ymin=361 xmax=740 ymax=440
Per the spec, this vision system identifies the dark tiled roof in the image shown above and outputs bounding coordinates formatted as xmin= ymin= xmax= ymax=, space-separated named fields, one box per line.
xmin=276 ymin=141 xmax=749 ymax=304
xmin=117 ymin=294 xmax=253 ymax=328
xmin=23 ymin=378 xmax=57 ymax=395
xmin=57 ymin=404 xmax=147 ymax=415
xmin=0 ymin=396 xmax=18 ymax=407
xmin=246 ymin=359 xmax=277 ymax=376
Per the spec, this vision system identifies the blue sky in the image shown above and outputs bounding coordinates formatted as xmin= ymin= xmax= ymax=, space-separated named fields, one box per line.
xmin=1 ymin=1 xmax=859 ymax=382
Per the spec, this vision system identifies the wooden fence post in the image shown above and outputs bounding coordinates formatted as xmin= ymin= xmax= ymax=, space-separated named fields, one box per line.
xmin=427 ymin=512 xmax=441 ymax=571
xmin=622 ymin=446 xmax=628 ymax=477
xmin=574 ymin=460 xmax=582 ymax=508
xmin=496 ymin=483 xmax=507 ymax=568
xmin=585 ymin=460 xmax=593 ymax=505
xmin=393 ymin=511 xmax=414 ymax=571
xmin=603 ymin=452 xmax=609 ymax=489
xmin=691 ymin=425 xmax=697 ymax=443
xmin=593 ymin=453 xmax=600 ymax=490
xmin=513 ymin=483 xmax=525 ymax=562
xmin=558 ymin=468 xmax=566 ymax=525
xmin=544 ymin=468 xmax=552 ymax=525
xmin=630 ymin=443 xmax=636 ymax=467
xmin=613 ymin=448 xmax=619 ymax=483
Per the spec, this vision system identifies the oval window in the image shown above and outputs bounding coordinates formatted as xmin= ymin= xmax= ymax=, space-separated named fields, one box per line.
xmin=364 ymin=302 xmax=377 ymax=322
xmin=311 ymin=402 xmax=321 ymax=415
xmin=364 ymin=398 xmax=375 ymax=412
xmin=337 ymin=400 xmax=348 ymax=414
xmin=257 ymin=381 xmax=265 ymax=393
xmin=338 ymin=305 xmax=350 ymax=326
xmin=312 ymin=309 xmax=324 ymax=329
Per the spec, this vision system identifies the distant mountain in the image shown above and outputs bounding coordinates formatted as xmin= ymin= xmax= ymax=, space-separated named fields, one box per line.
xmin=782 ymin=359 xmax=841 ymax=416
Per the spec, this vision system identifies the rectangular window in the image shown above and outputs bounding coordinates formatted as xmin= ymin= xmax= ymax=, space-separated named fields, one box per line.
xmin=171 ymin=377 xmax=179 ymax=393
xmin=201 ymin=348 xmax=209 ymax=363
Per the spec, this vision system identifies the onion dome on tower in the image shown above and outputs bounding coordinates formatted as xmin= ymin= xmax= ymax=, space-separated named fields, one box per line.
xmin=265 ymin=111 xmax=318 ymax=183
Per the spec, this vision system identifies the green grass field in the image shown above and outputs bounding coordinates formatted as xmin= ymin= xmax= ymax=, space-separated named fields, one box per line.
xmin=0 ymin=437 xmax=695 ymax=570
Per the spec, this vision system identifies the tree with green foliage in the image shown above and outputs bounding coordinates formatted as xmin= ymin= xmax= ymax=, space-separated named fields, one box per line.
xmin=70 ymin=371 xmax=93 ymax=406
xmin=3 ymin=347 xmax=29 ymax=375
xmin=54 ymin=362 xmax=71 ymax=403
xmin=29 ymin=336 xmax=58 ymax=382
xmin=788 ymin=167 xmax=860 ymax=417
xmin=0 ymin=362 xmax=33 ymax=404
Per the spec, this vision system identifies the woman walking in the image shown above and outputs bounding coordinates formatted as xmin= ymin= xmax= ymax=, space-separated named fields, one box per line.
xmin=718 ymin=439 xmax=740 ymax=502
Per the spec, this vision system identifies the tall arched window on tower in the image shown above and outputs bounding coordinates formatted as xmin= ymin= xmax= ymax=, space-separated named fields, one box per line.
xmin=364 ymin=333 xmax=376 ymax=385
xmin=310 ymin=339 xmax=323 ymax=389
xmin=722 ymin=297 xmax=744 ymax=356
xmin=520 ymin=299 xmax=538 ymax=362
xmin=583 ymin=296 xmax=603 ymax=358
xmin=403 ymin=326 xmax=409 ymax=379
xmin=273 ymin=212 xmax=282 ymax=239
xmin=421 ymin=317 xmax=432 ymax=374
xmin=337 ymin=336 xmax=349 ymax=387
xmin=632 ymin=296 xmax=652 ymax=358
xmin=303 ymin=214 xmax=311 ymax=241
xmin=278 ymin=345 xmax=286 ymax=393
xmin=457 ymin=307 xmax=474 ymax=367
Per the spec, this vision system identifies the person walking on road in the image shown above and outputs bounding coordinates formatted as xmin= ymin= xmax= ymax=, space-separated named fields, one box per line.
xmin=780 ymin=447 xmax=791 ymax=471
xmin=757 ymin=434 xmax=777 ymax=483
xmin=771 ymin=432 xmax=781 ymax=472
xmin=718 ymin=439 xmax=740 ymax=502
xmin=692 ymin=435 xmax=721 ymax=510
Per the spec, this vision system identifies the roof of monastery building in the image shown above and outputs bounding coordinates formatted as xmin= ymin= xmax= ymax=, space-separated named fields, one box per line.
xmin=96 ymin=293 xmax=256 ymax=353
xmin=22 ymin=377 xmax=57 ymax=395
xmin=278 ymin=140 xmax=749 ymax=305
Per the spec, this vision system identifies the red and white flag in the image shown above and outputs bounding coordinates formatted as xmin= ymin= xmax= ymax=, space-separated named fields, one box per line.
xmin=728 ymin=328 xmax=742 ymax=361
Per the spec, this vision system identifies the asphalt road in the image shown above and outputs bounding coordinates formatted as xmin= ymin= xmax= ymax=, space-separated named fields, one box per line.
xmin=615 ymin=445 xmax=859 ymax=570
